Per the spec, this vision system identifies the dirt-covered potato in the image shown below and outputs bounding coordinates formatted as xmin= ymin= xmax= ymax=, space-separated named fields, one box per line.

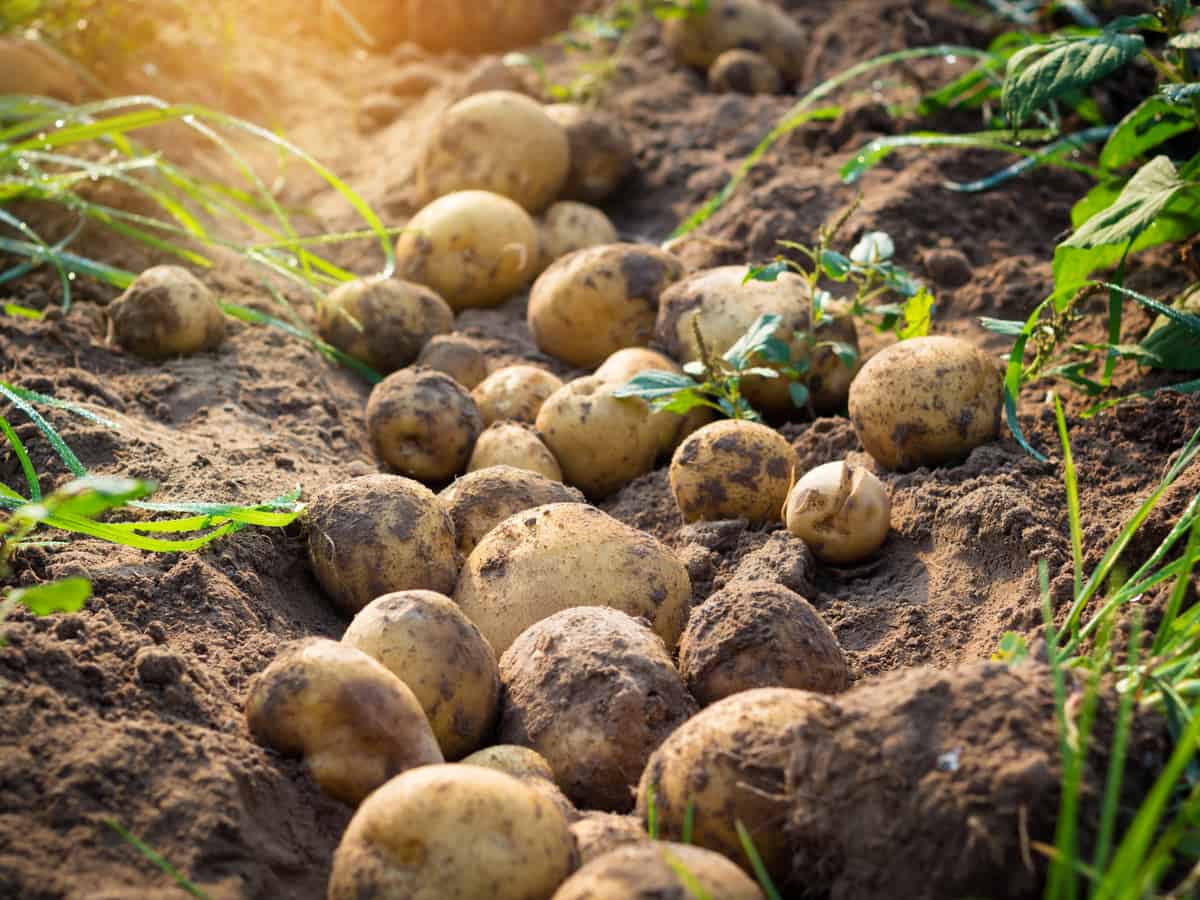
xmin=461 ymin=745 xmax=556 ymax=782
xmin=328 ymin=764 xmax=576 ymax=900
xmin=397 ymin=190 xmax=540 ymax=310
xmin=662 ymin=0 xmax=806 ymax=80
xmin=656 ymin=265 xmax=860 ymax=415
xmin=669 ymin=419 xmax=798 ymax=524
xmin=454 ymin=57 xmax=537 ymax=100
xmin=543 ymin=104 xmax=635 ymax=202
xmin=416 ymin=333 xmax=490 ymax=388
xmin=306 ymin=474 xmax=461 ymax=616
xmin=341 ymin=590 xmax=499 ymax=760
xmin=708 ymin=48 xmax=783 ymax=94
xmin=784 ymin=459 xmax=891 ymax=564
xmin=848 ymin=336 xmax=1003 ymax=471
xmin=679 ymin=580 xmax=849 ymax=705
xmin=593 ymin=347 xmax=693 ymax=455
xmin=107 ymin=265 xmax=225 ymax=359
xmin=472 ymin=365 xmax=564 ymax=425
xmin=317 ymin=276 xmax=453 ymax=374
xmin=366 ymin=367 xmax=484 ymax=482
xmin=569 ymin=813 xmax=648 ymax=865
xmin=552 ymin=842 xmax=764 ymax=900
xmin=637 ymin=687 xmax=832 ymax=883
xmin=439 ymin=465 xmax=583 ymax=556
xmin=417 ymin=91 xmax=569 ymax=213
xmin=538 ymin=202 xmax=620 ymax=273
xmin=245 ymin=639 xmax=443 ymax=805
xmin=499 ymin=607 xmax=697 ymax=812
xmin=468 ymin=423 xmax=564 ymax=481
xmin=529 ymin=243 xmax=685 ymax=369
xmin=454 ymin=503 xmax=690 ymax=654
xmin=536 ymin=376 xmax=660 ymax=499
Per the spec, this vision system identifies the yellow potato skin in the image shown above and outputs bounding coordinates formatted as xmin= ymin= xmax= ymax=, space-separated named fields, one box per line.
xmin=318 ymin=276 xmax=453 ymax=374
xmin=662 ymin=0 xmax=806 ymax=80
xmin=593 ymin=348 xmax=687 ymax=456
xmin=108 ymin=265 xmax=225 ymax=359
xmin=439 ymin=464 xmax=582 ymax=556
xmin=471 ymin=365 xmax=563 ymax=426
xmin=415 ymin=334 xmax=490 ymax=389
xmin=461 ymin=745 xmax=557 ymax=783
xmin=552 ymin=842 xmax=764 ymax=900
xmin=467 ymin=423 xmax=564 ymax=482
xmin=784 ymin=460 xmax=891 ymax=564
xmin=708 ymin=48 xmax=784 ymax=95
xmin=543 ymin=104 xmax=635 ymax=202
xmin=537 ymin=201 xmax=620 ymax=274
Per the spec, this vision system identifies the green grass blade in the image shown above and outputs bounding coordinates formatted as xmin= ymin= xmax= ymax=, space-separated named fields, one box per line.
xmin=1153 ymin=513 xmax=1200 ymax=656
xmin=103 ymin=819 xmax=212 ymax=900
xmin=0 ymin=414 xmax=39 ymax=500
xmin=661 ymin=851 xmax=714 ymax=900
xmin=734 ymin=821 xmax=783 ymax=900
xmin=220 ymin=302 xmax=382 ymax=383
xmin=1092 ymin=613 xmax=1141 ymax=877
xmin=0 ymin=382 xmax=87 ymax=476
xmin=1053 ymin=395 xmax=1084 ymax=600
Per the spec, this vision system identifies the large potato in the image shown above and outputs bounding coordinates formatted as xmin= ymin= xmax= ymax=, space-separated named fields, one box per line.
xmin=417 ymin=91 xmax=569 ymax=213
xmin=306 ymin=474 xmax=460 ymax=616
xmin=453 ymin=503 xmax=690 ymax=655
xmin=529 ymin=243 xmax=685 ymax=369
xmin=107 ymin=265 xmax=224 ymax=359
xmin=848 ymin=336 xmax=1003 ymax=471
xmin=537 ymin=202 xmax=620 ymax=274
xmin=553 ymin=842 xmax=764 ymax=900
xmin=328 ymin=765 xmax=576 ymax=900
xmin=593 ymin=347 xmax=706 ymax=455
xmin=438 ymin=465 xmax=583 ymax=556
xmin=318 ymin=276 xmax=453 ymax=374
xmin=397 ymin=190 xmax=540 ymax=310
xmin=468 ymin=423 xmax=564 ymax=482
xmin=472 ymin=365 xmax=563 ymax=425
xmin=662 ymin=0 xmax=806 ymax=80
xmin=416 ymin=333 xmax=490 ymax=389
xmin=543 ymin=104 xmax=635 ymax=202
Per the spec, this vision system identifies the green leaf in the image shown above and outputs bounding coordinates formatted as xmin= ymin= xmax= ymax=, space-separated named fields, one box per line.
xmin=744 ymin=261 xmax=789 ymax=284
xmin=992 ymin=632 xmax=1030 ymax=666
xmin=822 ymin=341 xmax=859 ymax=369
xmin=1142 ymin=319 xmax=1200 ymax=370
xmin=900 ymin=288 xmax=936 ymax=339
xmin=7 ymin=578 xmax=92 ymax=617
xmin=980 ymin=316 xmax=1027 ymax=336
xmin=1168 ymin=32 xmax=1200 ymax=49
xmin=789 ymin=382 xmax=810 ymax=409
xmin=1071 ymin=177 xmax=1126 ymax=227
xmin=1063 ymin=157 xmax=1186 ymax=250
xmin=612 ymin=370 xmax=698 ymax=401
xmin=1100 ymin=97 xmax=1197 ymax=170
xmin=820 ymin=250 xmax=852 ymax=280
xmin=723 ymin=314 xmax=785 ymax=369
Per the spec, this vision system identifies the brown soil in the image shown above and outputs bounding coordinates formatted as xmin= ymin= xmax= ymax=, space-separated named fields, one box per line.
xmin=1 ymin=1 xmax=1196 ymax=898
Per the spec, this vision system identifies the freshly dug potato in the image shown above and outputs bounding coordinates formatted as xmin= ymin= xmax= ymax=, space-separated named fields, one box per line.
xmin=538 ymin=202 xmax=620 ymax=273
xmin=417 ymin=91 xmax=569 ymax=213
xmin=366 ymin=367 xmax=484 ymax=482
xmin=662 ymin=0 xmax=806 ymax=80
xmin=784 ymin=459 xmax=891 ymax=564
xmin=107 ymin=265 xmax=224 ymax=359
xmin=708 ymin=48 xmax=783 ymax=94
xmin=669 ymin=419 xmax=798 ymax=524
xmin=453 ymin=502 xmax=690 ymax=654
xmin=536 ymin=376 xmax=660 ymax=499
xmin=679 ymin=580 xmax=849 ymax=705
xmin=416 ymin=333 xmax=490 ymax=388
xmin=543 ymin=104 xmax=635 ymax=202
xmin=657 ymin=265 xmax=860 ymax=415
xmin=552 ymin=842 xmax=764 ymax=900
xmin=529 ymin=243 xmax=685 ymax=369
xmin=397 ymin=190 xmax=540 ymax=310
xmin=245 ymin=639 xmax=443 ymax=805
xmin=569 ymin=813 xmax=648 ymax=865
xmin=317 ymin=276 xmax=453 ymax=374
xmin=637 ymin=688 xmax=833 ymax=883
xmin=472 ymin=365 xmax=564 ymax=425
xmin=467 ymin=423 xmax=564 ymax=481
xmin=848 ymin=336 xmax=1003 ymax=471
xmin=455 ymin=57 xmax=536 ymax=100
xmin=328 ymin=764 xmax=576 ymax=900
xmin=438 ymin=465 xmax=583 ymax=556
xmin=499 ymin=607 xmax=697 ymax=812
xmin=461 ymin=744 xmax=556 ymax=783
xmin=306 ymin=474 xmax=460 ymax=616
xmin=341 ymin=591 xmax=499 ymax=760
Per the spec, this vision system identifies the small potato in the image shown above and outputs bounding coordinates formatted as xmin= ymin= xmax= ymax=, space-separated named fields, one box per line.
xmin=662 ymin=0 xmax=806 ymax=80
xmin=439 ymin=465 xmax=583 ymax=556
xmin=306 ymin=474 xmax=461 ymax=616
xmin=454 ymin=502 xmax=690 ymax=655
xmin=417 ymin=91 xmax=569 ymax=213
xmin=397 ymin=190 xmax=540 ymax=310
xmin=461 ymin=745 xmax=556 ymax=783
xmin=328 ymin=764 xmax=577 ymax=900
xmin=317 ymin=276 xmax=453 ymax=374
xmin=538 ymin=201 xmax=620 ymax=274
xmin=848 ymin=336 xmax=1003 ymax=471
xmin=499 ymin=607 xmax=697 ymax=812
xmin=529 ymin=243 xmax=685 ymax=369
xmin=679 ymin=580 xmax=849 ymax=705
xmin=107 ymin=265 xmax=224 ymax=359
xmin=570 ymin=813 xmax=647 ymax=865
xmin=342 ymin=591 xmax=499 ymax=760
xmin=553 ymin=842 xmax=764 ymax=900
xmin=416 ymin=333 xmax=490 ymax=388
xmin=784 ymin=459 xmax=891 ymax=564
xmin=468 ymin=423 xmax=564 ymax=481
xmin=669 ymin=419 xmax=799 ymax=524
xmin=472 ymin=365 xmax=563 ymax=425
xmin=366 ymin=367 xmax=484 ymax=483
xmin=245 ymin=639 xmax=443 ymax=805
xmin=708 ymin=48 xmax=783 ymax=94
xmin=455 ymin=57 xmax=537 ymax=100
xmin=543 ymin=104 xmax=635 ymax=202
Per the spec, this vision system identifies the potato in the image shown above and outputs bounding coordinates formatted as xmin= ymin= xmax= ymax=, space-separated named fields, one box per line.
xmin=552 ymin=842 xmax=764 ymax=900
xmin=636 ymin=688 xmax=833 ymax=883
xmin=784 ymin=459 xmax=891 ymax=564
xmin=107 ymin=265 xmax=224 ymax=359
xmin=536 ymin=376 xmax=660 ymax=499
xmin=245 ymin=639 xmax=443 ymax=805
xmin=657 ymin=265 xmax=860 ymax=416
xmin=468 ymin=423 xmax=565 ymax=482
xmin=538 ymin=202 xmax=620 ymax=274
xmin=317 ymin=276 xmax=453 ymax=374
xmin=328 ymin=764 xmax=576 ymax=900
xmin=669 ymin=419 xmax=798 ymax=524
xmin=306 ymin=474 xmax=461 ymax=616
xmin=366 ymin=367 xmax=484 ymax=483
xmin=529 ymin=243 xmax=685 ymax=369
xmin=455 ymin=57 xmax=537 ymax=100
xmin=342 ymin=591 xmax=499 ymax=760
xmin=593 ymin=347 xmax=710 ymax=455
xmin=417 ymin=91 xmax=569 ymax=213
xmin=662 ymin=0 xmax=806 ymax=80
xmin=569 ymin=813 xmax=648 ymax=865
xmin=679 ymin=580 xmax=849 ymax=705
xmin=499 ymin=607 xmax=697 ymax=812
xmin=708 ymin=48 xmax=783 ymax=94
xmin=453 ymin=502 xmax=690 ymax=655
xmin=416 ymin=333 xmax=490 ymax=388
xmin=543 ymin=104 xmax=635 ymax=202
xmin=397 ymin=190 xmax=540 ymax=310
xmin=461 ymin=745 xmax=556 ymax=783
xmin=472 ymin=365 xmax=564 ymax=425
xmin=848 ymin=336 xmax=1003 ymax=471
xmin=438 ymin=465 xmax=583 ymax=556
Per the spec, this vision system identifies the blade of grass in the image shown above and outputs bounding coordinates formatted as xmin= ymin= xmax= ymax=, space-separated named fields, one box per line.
xmin=1092 ymin=612 xmax=1141 ymax=876
xmin=1054 ymin=395 xmax=1084 ymax=600
xmin=103 ymin=819 xmax=212 ymax=900
xmin=735 ymin=821 xmax=783 ymax=900
xmin=0 ymin=414 xmax=40 ymax=500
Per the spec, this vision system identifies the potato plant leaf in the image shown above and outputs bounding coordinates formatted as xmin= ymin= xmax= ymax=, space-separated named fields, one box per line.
xmin=1141 ymin=320 xmax=1200 ymax=370
xmin=744 ymin=261 xmax=790 ymax=284
xmin=789 ymin=382 xmax=810 ymax=409
xmin=993 ymin=632 xmax=1030 ymax=665
xmin=821 ymin=250 xmax=852 ymax=280
xmin=613 ymin=370 xmax=696 ymax=400
xmin=1100 ymin=97 xmax=1198 ymax=170
xmin=1169 ymin=32 xmax=1200 ymax=49
xmin=7 ymin=577 xmax=92 ymax=617
xmin=980 ymin=316 xmax=1028 ymax=336
xmin=723 ymin=314 xmax=786 ymax=368
xmin=900 ymin=288 xmax=936 ymax=339
xmin=1063 ymin=157 xmax=1186 ymax=250
xmin=1162 ymin=83 xmax=1200 ymax=104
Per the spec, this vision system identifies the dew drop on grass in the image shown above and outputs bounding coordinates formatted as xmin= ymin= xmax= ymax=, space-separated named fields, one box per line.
xmin=944 ymin=54 xmax=958 ymax=65
xmin=54 ymin=120 xmax=65 ymax=129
